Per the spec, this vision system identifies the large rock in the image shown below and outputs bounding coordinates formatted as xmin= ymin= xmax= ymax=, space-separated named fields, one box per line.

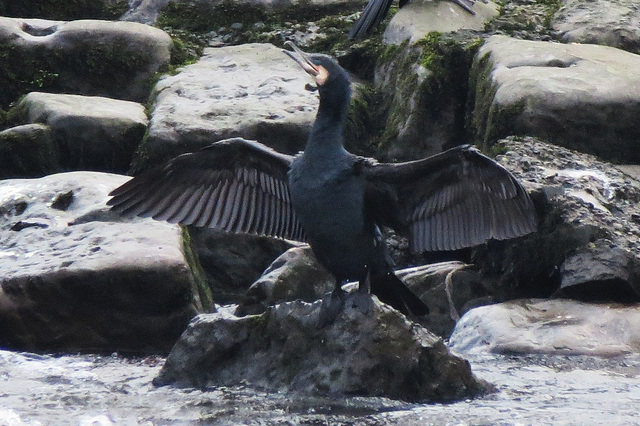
xmin=552 ymin=0 xmax=640 ymax=54
xmin=236 ymin=246 xmax=334 ymax=316
xmin=449 ymin=299 xmax=640 ymax=356
xmin=383 ymin=0 xmax=499 ymax=45
xmin=0 ymin=17 xmax=172 ymax=107
xmin=0 ymin=172 xmax=210 ymax=352
xmin=154 ymin=295 xmax=492 ymax=402
xmin=8 ymin=92 xmax=148 ymax=173
xmin=0 ymin=124 xmax=60 ymax=178
xmin=135 ymin=43 xmax=319 ymax=169
xmin=474 ymin=137 xmax=640 ymax=302
xmin=469 ymin=35 xmax=640 ymax=163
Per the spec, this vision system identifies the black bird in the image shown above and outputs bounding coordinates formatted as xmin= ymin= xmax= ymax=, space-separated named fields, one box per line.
xmin=108 ymin=42 xmax=535 ymax=323
xmin=349 ymin=0 xmax=486 ymax=39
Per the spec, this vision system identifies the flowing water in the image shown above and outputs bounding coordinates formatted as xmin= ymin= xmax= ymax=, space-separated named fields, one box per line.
xmin=1 ymin=348 xmax=639 ymax=425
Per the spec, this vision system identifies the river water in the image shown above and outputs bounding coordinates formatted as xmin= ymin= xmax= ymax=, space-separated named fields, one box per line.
xmin=1 ymin=347 xmax=639 ymax=425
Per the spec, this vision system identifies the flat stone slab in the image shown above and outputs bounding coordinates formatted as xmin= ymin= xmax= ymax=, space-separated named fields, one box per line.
xmin=0 ymin=172 xmax=204 ymax=352
xmin=0 ymin=17 xmax=172 ymax=106
xmin=469 ymin=35 xmax=640 ymax=163
xmin=9 ymin=92 xmax=148 ymax=173
xmin=384 ymin=0 xmax=499 ymax=45
xmin=450 ymin=299 xmax=640 ymax=356
xmin=138 ymin=43 xmax=319 ymax=168
xmin=553 ymin=0 xmax=640 ymax=54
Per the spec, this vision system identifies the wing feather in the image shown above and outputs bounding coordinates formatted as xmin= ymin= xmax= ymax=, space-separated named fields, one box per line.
xmin=364 ymin=145 xmax=536 ymax=252
xmin=108 ymin=138 xmax=306 ymax=242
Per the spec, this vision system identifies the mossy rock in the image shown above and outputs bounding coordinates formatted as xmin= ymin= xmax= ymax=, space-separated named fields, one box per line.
xmin=0 ymin=124 xmax=61 ymax=178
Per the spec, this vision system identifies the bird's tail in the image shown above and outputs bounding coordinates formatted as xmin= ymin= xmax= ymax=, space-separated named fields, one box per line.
xmin=369 ymin=267 xmax=430 ymax=316
xmin=348 ymin=0 xmax=394 ymax=39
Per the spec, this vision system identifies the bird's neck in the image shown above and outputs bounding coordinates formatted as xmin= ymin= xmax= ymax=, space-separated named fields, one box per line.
xmin=304 ymin=89 xmax=349 ymax=156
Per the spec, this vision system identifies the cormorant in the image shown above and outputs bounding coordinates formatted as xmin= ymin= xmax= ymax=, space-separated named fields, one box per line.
xmin=349 ymin=0 xmax=486 ymax=39
xmin=108 ymin=42 xmax=536 ymax=323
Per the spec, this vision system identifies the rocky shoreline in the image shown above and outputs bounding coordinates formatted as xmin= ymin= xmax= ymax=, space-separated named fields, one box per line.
xmin=1 ymin=0 xmax=639 ymax=402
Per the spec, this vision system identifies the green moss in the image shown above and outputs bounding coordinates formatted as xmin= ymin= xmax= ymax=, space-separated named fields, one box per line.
xmin=485 ymin=0 xmax=562 ymax=39
xmin=181 ymin=227 xmax=214 ymax=313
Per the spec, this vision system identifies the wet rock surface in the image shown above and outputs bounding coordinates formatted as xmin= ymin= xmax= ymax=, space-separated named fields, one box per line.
xmin=0 ymin=172 xmax=204 ymax=352
xmin=8 ymin=92 xmax=148 ymax=173
xmin=136 ymin=43 xmax=319 ymax=169
xmin=155 ymin=299 xmax=491 ymax=402
xmin=450 ymin=299 xmax=640 ymax=356
xmin=469 ymin=35 xmax=640 ymax=163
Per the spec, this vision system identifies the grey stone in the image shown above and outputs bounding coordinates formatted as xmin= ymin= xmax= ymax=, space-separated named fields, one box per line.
xmin=383 ymin=0 xmax=499 ymax=45
xmin=154 ymin=295 xmax=492 ymax=402
xmin=0 ymin=124 xmax=60 ymax=178
xmin=553 ymin=0 xmax=640 ymax=54
xmin=450 ymin=299 xmax=640 ymax=356
xmin=236 ymin=246 xmax=334 ymax=316
xmin=136 ymin=43 xmax=318 ymax=169
xmin=0 ymin=17 xmax=172 ymax=106
xmin=469 ymin=35 xmax=640 ymax=163
xmin=475 ymin=136 xmax=640 ymax=302
xmin=0 ymin=171 xmax=208 ymax=352
xmin=9 ymin=92 xmax=148 ymax=173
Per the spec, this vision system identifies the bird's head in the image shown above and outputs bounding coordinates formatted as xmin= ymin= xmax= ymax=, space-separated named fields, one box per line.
xmin=283 ymin=41 xmax=351 ymax=106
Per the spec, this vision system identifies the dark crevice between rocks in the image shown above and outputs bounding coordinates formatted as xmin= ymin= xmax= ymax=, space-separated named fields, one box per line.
xmin=555 ymin=279 xmax=640 ymax=304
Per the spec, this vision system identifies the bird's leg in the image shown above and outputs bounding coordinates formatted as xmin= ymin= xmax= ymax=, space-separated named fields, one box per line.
xmin=350 ymin=269 xmax=374 ymax=315
xmin=316 ymin=279 xmax=346 ymax=328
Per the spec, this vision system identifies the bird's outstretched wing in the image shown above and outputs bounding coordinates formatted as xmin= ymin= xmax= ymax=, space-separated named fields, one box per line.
xmin=108 ymin=138 xmax=306 ymax=242
xmin=348 ymin=0 xmax=398 ymax=39
xmin=362 ymin=145 xmax=536 ymax=252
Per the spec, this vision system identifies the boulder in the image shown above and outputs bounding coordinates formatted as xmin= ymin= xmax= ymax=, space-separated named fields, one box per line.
xmin=236 ymin=246 xmax=334 ymax=316
xmin=449 ymin=299 xmax=640 ymax=356
xmin=473 ymin=136 xmax=640 ymax=302
xmin=468 ymin=35 xmax=640 ymax=163
xmin=0 ymin=172 xmax=210 ymax=353
xmin=136 ymin=43 xmax=318 ymax=169
xmin=552 ymin=0 xmax=640 ymax=54
xmin=8 ymin=92 xmax=148 ymax=173
xmin=383 ymin=0 xmax=499 ymax=45
xmin=0 ymin=17 xmax=172 ymax=107
xmin=0 ymin=124 xmax=60 ymax=178
xmin=154 ymin=294 xmax=492 ymax=402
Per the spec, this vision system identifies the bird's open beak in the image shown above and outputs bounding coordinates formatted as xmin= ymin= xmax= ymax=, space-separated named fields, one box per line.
xmin=283 ymin=41 xmax=319 ymax=77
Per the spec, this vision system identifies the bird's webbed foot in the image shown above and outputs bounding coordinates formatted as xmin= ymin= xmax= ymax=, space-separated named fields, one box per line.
xmin=316 ymin=287 xmax=346 ymax=328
